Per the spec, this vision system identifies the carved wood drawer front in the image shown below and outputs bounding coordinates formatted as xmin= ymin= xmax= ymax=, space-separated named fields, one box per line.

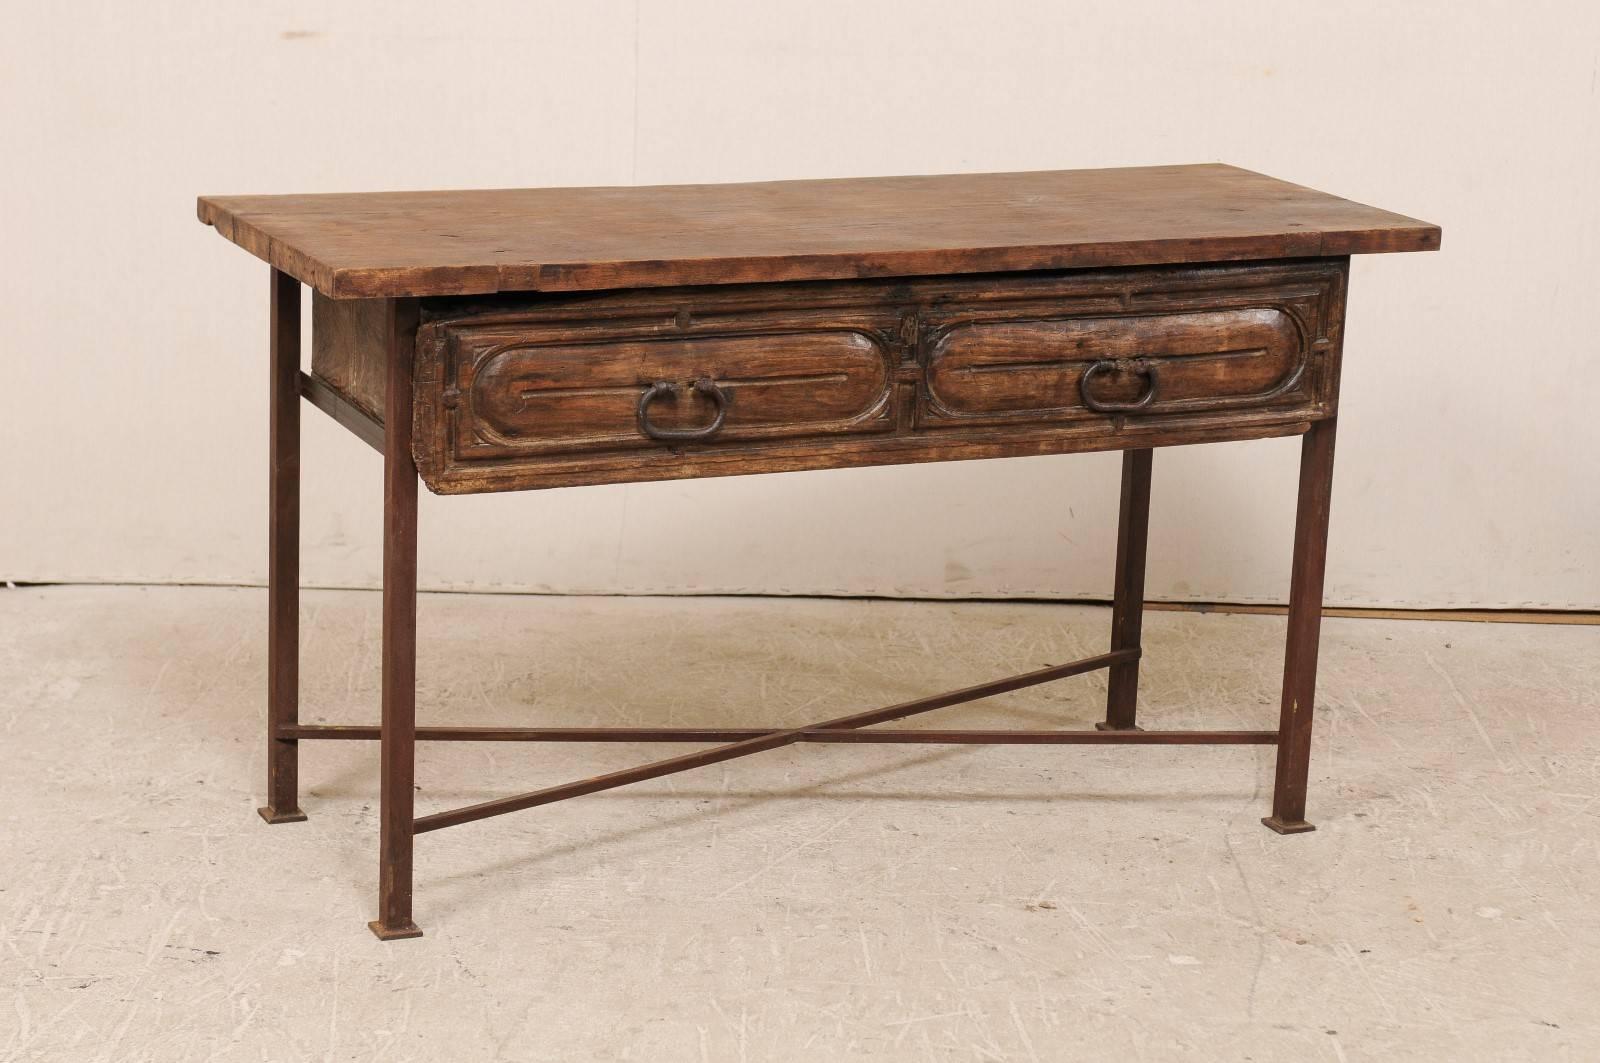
xmin=412 ymin=259 xmax=1346 ymax=493
xmin=456 ymin=330 xmax=890 ymax=453
xmin=413 ymin=300 xmax=900 ymax=489
xmin=923 ymin=308 xmax=1309 ymax=425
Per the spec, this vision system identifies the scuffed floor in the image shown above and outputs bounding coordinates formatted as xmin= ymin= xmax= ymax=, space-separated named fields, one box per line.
xmin=1 ymin=585 xmax=1596 ymax=1062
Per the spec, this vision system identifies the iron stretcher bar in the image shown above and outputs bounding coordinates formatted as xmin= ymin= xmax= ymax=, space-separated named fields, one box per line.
xmin=298 ymin=371 xmax=385 ymax=453
xmin=289 ymin=650 xmax=1139 ymax=745
xmin=411 ymin=650 xmax=1136 ymax=834
xmin=284 ymin=724 xmax=1277 ymax=745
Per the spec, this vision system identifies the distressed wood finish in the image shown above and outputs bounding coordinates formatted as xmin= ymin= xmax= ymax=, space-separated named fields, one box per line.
xmin=411 ymin=258 xmax=1346 ymax=494
xmin=198 ymin=165 xmax=1439 ymax=298
xmin=206 ymin=166 xmax=1439 ymax=937
xmin=462 ymin=329 xmax=893 ymax=452
xmin=311 ymin=293 xmax=389 ymax=420
xmin=924 ymin=308 xmax=1304 ymax=421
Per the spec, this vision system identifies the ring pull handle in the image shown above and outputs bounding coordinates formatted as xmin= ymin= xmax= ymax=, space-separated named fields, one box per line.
xmin=1080 ymin=358 xmax=1160 ymax=414
xmin=636 ymin=377 xmax=729 ymax=442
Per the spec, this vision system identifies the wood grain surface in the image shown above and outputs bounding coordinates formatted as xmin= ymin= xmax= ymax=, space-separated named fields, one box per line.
xmin=199 ymin=165 xmax=1438 ymax=298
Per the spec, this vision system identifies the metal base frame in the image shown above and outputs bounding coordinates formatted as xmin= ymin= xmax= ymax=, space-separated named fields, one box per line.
xmin=260 ymin=273 xmax=1337 ymax=940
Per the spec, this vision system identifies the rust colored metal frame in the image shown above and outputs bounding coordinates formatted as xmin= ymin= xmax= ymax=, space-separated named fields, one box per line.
xmin=280 ymin=724 xmax=1276 ymax=745
xmin=274 ymin=645 xmax=1277 ymax=842
xmin=1262 ymin=417 xmax=1337 ymax=835
xmin=272 ymin=276 xmax=1334 ymax=941
xmin=299 ymin=371 xmax=384 ymax=453
xmin=259 ymin=269 xmax=306 ymax=825
xmin=372 ymin=299 xmax=423 ymax=941
xmin=1100 ymin=448 xmax=1152 ymax=732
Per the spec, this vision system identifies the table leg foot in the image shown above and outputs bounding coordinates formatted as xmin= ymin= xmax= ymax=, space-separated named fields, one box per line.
xmin=368 ymin=919 xmax=424 ymax=941
xmin=257 ymin=805 xmax=307 ymax=824
xmin=1093 ymin=722 xmax=1144 ymax=732
xmin=1261 ymin=816 xmax=1316 ymax=835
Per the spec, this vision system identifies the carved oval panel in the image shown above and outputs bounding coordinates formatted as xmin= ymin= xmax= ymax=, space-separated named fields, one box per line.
xmin=925 ymin=308 xmax=1306 ymax=421
xmin=465 ymin=329 xmax=893 ymax=452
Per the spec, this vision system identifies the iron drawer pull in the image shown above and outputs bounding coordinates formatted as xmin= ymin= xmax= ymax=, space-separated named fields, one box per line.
xmin=637 ymin=378 xmax=729 ymax=442
xmin=1080 ymin=358 xmax=1160 ymax=414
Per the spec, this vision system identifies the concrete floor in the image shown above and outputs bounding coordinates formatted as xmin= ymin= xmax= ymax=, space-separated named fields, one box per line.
xmin=2 ymin=586 xmax=1596 ymax=1062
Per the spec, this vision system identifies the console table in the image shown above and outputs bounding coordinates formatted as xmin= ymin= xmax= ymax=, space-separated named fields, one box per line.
xmin=197 ymin=165 xmax=1439 ymax=939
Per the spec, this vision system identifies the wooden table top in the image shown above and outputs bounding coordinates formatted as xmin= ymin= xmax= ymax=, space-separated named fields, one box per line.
xmin=198 ymin=164 xmax=1439 ymax=299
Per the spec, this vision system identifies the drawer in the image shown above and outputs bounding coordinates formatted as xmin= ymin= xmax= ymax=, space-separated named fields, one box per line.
xmin=443 ymin=327 xmax=893 ymax=455
xmin=920 ymin=306 xmax=1312 ymax=427
xmin=406 ymin=259 xmax=1346 ymax=492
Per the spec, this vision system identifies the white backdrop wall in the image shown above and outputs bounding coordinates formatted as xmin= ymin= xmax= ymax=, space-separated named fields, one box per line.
xmin=2 ymin=2 xmax=1596 ymax=608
